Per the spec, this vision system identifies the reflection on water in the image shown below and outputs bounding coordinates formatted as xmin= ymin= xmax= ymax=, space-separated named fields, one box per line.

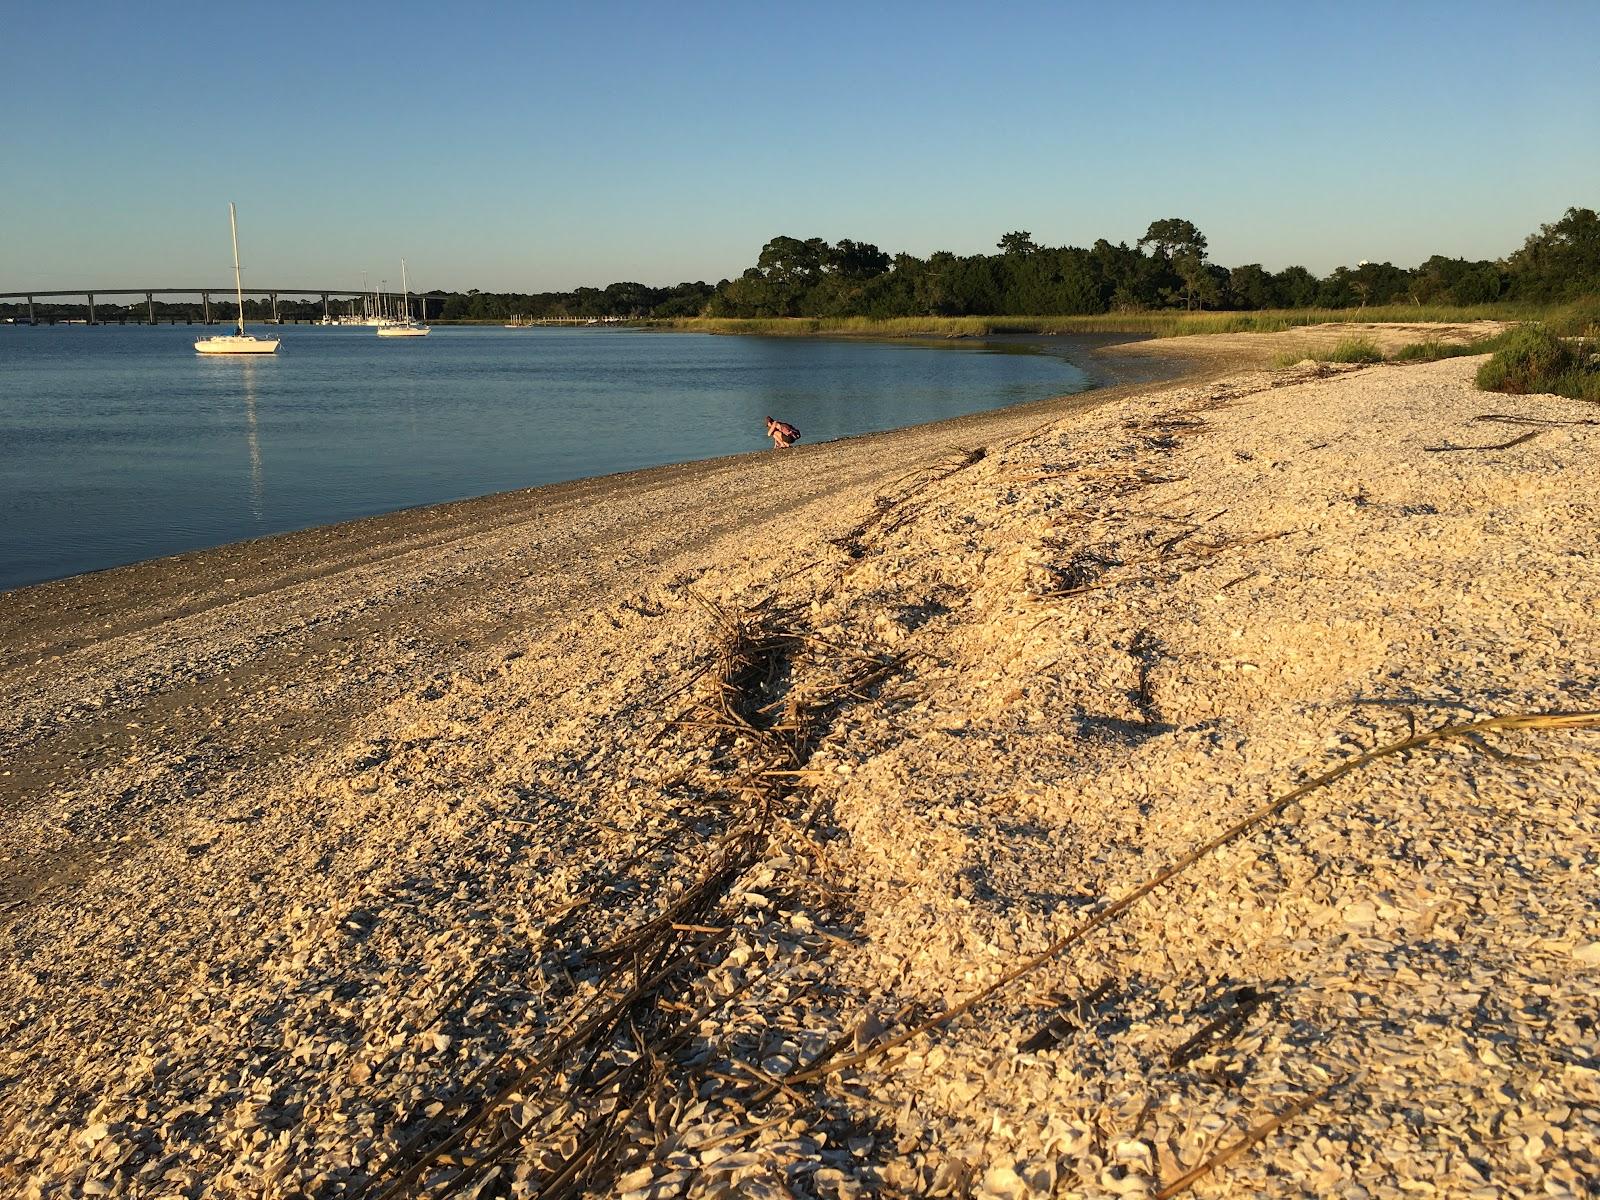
xmin=197 ymin=352 xmax=270 ymax=525
xmin=0 ymin=325 xmax=1097 ymax=591
xmin=242 ymin=362 xmax=264 ymax=523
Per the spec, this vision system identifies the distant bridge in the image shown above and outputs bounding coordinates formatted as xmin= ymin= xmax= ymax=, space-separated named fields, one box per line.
xmin=0 ymin=287 xmax=446 ymax=325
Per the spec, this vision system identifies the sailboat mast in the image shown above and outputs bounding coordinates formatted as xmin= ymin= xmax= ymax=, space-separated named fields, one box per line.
xmin=401 ymin=258 xmax=410 ymax=321
xmin=229 ymin=202 xmax=246 ymax=335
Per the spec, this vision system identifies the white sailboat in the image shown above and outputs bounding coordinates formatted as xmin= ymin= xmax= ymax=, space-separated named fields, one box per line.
xmin=376 ymin=258 xmax=430 ymax=338
xmin=195 ymin=203 xmax=280 ymax=355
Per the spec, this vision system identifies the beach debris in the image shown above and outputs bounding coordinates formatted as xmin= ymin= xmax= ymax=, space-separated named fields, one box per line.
xmin=7 ymin=351 xmax=1600 ymax=1198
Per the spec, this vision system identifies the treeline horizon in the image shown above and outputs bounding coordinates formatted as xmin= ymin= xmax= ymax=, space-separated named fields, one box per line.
xmin=428 ymin=206 xmax=1600 ymax=324
xmin=5 ymin=207 xmax=1596 ymax=323
xmin=436 ymin=205 xmax=1599 ymax=322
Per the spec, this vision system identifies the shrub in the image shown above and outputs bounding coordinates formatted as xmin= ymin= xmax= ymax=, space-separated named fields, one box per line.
xmin=1475 ymin=325 xmax=1577 ymax=393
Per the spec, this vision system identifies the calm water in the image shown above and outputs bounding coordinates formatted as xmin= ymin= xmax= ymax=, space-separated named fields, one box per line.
xmin=0 ymin=324 xmax=1094 ymax=592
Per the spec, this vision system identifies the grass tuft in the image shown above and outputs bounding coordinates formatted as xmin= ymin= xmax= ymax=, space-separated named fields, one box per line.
xmin=1388 ymin=328 xmax=1528 ymax=363
xmin=1271 ymin=337 xmax=1387 ymax=368
xmin=1323 ymin=337 xmax=1384 ymax=363
xmin=1389 ymin=339 xmax=1457 ymax=362
xmin=1270 ymin=350 xmax=1310 ymax=369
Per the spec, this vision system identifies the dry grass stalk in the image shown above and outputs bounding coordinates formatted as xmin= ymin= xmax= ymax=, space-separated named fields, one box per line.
xmin=1474 ymin=412 xmax=1600 ymax=427
xmin=1153 ymin=1081 xmax=1342 ymax=1198
xmin=837 ymin=447 xmax=987 ymax=561
xmin=785 ymin=708 xmax=1600 ymax=1084
xmin=1425 ymin=429 xmax=1545 ymax=452
xmin=368 ymin=938 xmax=715 ymax=1199
xmin=363 ymin=599 xmax=901 ymax=1198
xmin=1006 ymin=467 xmax=1079 ymax=484
xmin=1039 ymin=529 xmax=1291 ymax=600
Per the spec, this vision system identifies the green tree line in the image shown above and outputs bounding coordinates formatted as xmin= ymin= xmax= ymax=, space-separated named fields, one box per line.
xmin=434 ymin=206 xmax=1598 ymax=320
xmin=436 ymin=280 xmax=716 ymax=322
xmin=703 ymin=207 xmax=1599 ymax=319
xmin=5 ymin=207 xmax=1595 ymax=323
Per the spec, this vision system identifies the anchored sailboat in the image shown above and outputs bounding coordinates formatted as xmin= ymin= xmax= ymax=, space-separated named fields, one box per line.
xmin=195 ymin=203 xmax=280 ymax=355
xmin=376 ymin=258 xmax=430 ymax=338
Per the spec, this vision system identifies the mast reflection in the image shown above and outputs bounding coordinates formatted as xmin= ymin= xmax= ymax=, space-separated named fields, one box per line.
xmin=241 ymin=360 xmax=264 ymax=522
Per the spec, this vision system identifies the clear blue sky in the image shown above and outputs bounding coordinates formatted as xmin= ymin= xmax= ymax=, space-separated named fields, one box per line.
xmin=4 ymin=0 xmax=1597 ymax=293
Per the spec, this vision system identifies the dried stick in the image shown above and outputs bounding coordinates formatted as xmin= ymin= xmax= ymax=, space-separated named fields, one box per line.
xmin=1424 ymin=429 xmax=1544 ymax=452
xmin=1154 ymin=1081 xmax=1340 ymax=1198
xmin=1473 ymin=413 xmax=1600 ymax=427
xmin=786 ymin=709 xmax=1600 ymax=1083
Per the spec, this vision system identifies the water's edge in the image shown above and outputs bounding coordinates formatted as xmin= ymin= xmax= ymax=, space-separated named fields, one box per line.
xmin=0 ymin=334 xmax=1178 ymax=602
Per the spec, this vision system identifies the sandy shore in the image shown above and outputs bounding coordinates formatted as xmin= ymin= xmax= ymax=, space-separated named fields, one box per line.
xmin=4 ymin=325 xmax=1596 ymax=1198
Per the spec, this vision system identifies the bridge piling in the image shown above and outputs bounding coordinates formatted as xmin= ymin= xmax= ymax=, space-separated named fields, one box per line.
xmin=202 ymin=292 xmax=210 ymax=324
xmin=146 ymin=292 xmax=154 ymax=325
xmin=270 ymin=292 xmax=278 ymax=324
xmin=27 ymin=295 xmax=35 ymax=325
xmin=87 ymin=292 xmax=96 ymax=325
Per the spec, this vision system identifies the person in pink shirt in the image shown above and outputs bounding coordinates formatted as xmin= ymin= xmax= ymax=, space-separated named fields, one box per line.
xmin=765 ymin=415 xmax=800 ymax=449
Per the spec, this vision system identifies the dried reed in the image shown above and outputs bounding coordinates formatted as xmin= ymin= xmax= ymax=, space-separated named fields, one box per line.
xmin=786 ymin=709 xmax=1600 ymax=1084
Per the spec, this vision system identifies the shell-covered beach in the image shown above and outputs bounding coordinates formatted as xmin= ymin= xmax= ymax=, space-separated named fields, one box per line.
xmin=3 ymin=330 xmax=1597 ymax=1198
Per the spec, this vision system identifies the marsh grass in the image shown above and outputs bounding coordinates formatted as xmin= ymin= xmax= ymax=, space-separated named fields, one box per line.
xmin=1324 ymin=337 xmax=1385 ymax=363
xmin=1271 ymin=336 xmax=1388 ymax=367
xmin=1543 ymin=296 xmax=1600 ymax=338
xmin=1388 ymin=328 xmax=1537 ymax=362
xmin=1278 ymin=326 xmax=1531 ymax=368
xmin=646 ymin=302 xmax=1566 ymax=340
xmin=1391 ymin=339 xmax=1468 ymax=362
xmin=1270 ymin=349 xmax=1315 ymax=368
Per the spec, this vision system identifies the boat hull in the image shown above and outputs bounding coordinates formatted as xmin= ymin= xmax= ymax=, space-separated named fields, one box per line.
xmin=376 ymin=325 xmax=430 ymax=338
xmin=195 ymin=336 xmax=281 ymax=355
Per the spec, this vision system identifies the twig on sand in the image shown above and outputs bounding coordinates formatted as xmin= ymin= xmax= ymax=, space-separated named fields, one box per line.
xmin=784 ymin=708 xmax=1600 ymax=1085
xmin=1473 ymin=412 xmax=1600 ymax=427
xmin=1218 ymin=570 xmax=1259 ymax=592
xmin=1154 ymin=1080 xmax=1344 ymax=1199
xmin=364 ymin=597 xmax=906 ymax=1198
xmin=1038 ymin=531 xmax=1290 ymax=600
xmin=1424 ymin=429 xmax=1544 ymax=452
xmin=1153 ymin=507 xmax=1228 ymax=554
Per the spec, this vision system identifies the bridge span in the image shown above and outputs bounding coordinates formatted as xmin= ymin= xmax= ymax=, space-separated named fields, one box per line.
xmin=0 ymin=287 xmax=444 ymax=325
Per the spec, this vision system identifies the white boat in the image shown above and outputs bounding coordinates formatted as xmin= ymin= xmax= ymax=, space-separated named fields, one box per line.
xmin=195 ymin=203 xmax=280 ymax=355
xmin=376 ymin=258 xmax=430 ymax=338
